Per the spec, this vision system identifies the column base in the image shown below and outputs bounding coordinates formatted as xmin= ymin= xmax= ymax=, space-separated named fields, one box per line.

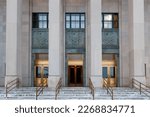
xmin=5 ymin=75 xmax=18 ymax=87
xmin=48 ymin=76 xmax=60 ymax=88
xmin=90 ymin=76 xmax=103 ymax=88
xmin=132 ymin=76 xmax=146 ymax=85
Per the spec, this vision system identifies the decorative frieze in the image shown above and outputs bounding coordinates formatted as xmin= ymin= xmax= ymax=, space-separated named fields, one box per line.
xmin=65 ymin=29 xmax=85 ymax=49
xmin=32 ymin=29 xmax=48 ymax=49
xmin=102 ymin=30 xmax=119 ymax=49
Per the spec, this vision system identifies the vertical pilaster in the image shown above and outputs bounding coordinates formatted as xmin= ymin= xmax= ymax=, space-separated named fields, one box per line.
xmin=89 ymin=0 xmax=102 ymax=87
xmin=48 ymin=0 xmax=64 ymax=87
xmin=128 ymin=0 xmax=145 ymax=83
xmin=5 ymin=0 xmax=22 ymax=86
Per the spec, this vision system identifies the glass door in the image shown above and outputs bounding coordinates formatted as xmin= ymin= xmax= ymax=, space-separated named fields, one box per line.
xmin=102 ymin=63 xmax=117 ymax=87
xmin=34 ymin=65 xmax=48 ymax=87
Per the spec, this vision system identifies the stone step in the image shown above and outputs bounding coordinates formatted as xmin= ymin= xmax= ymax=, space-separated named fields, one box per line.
xmin=0 ymin=87 xmax=150 ymax=100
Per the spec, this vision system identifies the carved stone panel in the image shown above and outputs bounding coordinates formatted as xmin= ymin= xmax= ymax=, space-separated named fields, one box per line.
xmin=32 ymin=29 xmax=48 ymax=49
xmin=65 ymin=29 xmax=85 ymax=49
xmin=102 ymin=31 xmax=119 ymax=49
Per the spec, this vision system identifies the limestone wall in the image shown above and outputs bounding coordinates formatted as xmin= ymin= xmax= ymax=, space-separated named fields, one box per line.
xmin=0 ymin=0 xmax=6 ymax=86
xmin=32 ymin=0 xmax=48 ymax=12
xmin=144 ymin=0 xmax=150 ymax=86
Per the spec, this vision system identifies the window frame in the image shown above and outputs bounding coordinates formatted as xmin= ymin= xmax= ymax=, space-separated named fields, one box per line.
xmin=32 ymin=13 xmax=49 ymax=29
xmin=102 ymin=13 xmax=119 ymax=30
xmin=65 ymin=13 xmax=85 ymax=29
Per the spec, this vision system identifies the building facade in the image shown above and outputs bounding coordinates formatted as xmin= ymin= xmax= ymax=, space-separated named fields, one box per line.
xmin=0 ymin=0 xmax=150 ymax=88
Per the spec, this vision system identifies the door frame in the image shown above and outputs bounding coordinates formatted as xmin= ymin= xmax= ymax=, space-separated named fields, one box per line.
xmin=66 ymin=53 xmax=84 ymax=87
xmin=68 ymin=65 xmax=83 ymax=87
xmin=34 ymin=60 xmax=48 ymax=87
xmin=102 ymin=60 xmax=117 ymax=87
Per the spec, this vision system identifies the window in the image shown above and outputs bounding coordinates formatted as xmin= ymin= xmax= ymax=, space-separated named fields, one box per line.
xmin=102 ymin=13 xmax=118 ymax=29
xmin=32 ymin=13 xmax=48 ymax=28
xmin=65 ymin=13 xmax=85 ymax=29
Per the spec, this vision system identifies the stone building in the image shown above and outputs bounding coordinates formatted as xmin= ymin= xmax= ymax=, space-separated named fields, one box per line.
xmin=0 ymin=0 xmax=149 ymax=88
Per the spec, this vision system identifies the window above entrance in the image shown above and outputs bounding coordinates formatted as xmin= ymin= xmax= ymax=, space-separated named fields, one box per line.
xmin=32 ymin=13 xmax=49 ymax=28
xmin=65 ymin=13 xmax=85 ymax=29
xmin=102 ymin=13 xmax=118 ymax=30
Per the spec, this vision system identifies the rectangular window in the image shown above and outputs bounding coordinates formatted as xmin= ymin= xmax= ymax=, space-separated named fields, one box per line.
xmin=32 ymin=13 xmax=48 ymax=28
xmin=65 ymin=13 xmax=85 ymax=29
xmin=102 ymin=13 xmax=118 ymax=29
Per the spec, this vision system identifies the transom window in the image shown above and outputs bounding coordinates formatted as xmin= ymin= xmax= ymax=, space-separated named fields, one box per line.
xmin=102 ymin=13 xmax=118 ymax=29
xmin=65 ymin=13 xmax=85 ymax=29
xmin=32 ymin=13 xmax=48 ymax=28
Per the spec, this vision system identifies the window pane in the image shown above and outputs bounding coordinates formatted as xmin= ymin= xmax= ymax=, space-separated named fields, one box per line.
xmin=66 ymin=15 xmax=70 ymax=21
xmin=110 ymin=67 xmax=115 ymax=78
xmin=36 ymin=66 xmax=41 ymax=78
xmin=81 ymin=21 xmax=85 ymax=28
xmin=114 ymin=21 xmax=118 ymax=28
xmin=66 ymin=21 xmax=70 ymax=28
xmin=113 ymin=14 xmax=118 ymax=21
xmin=76 ymin=21 xmax=80 ymax=28
xmin=43 ymin=67 xmax=48 ymax=78
xmin=42 ymin=15 xmax=47 ymax=20
xmin=39 ymin=14 xmax=43 ymax=20
xmin=43 ymin=21 xmax=47 ymax=28
xmin=103 ymin=67 xmax=108 ymax=78
xmin=71 ymin=15 xmax=76 ymax=20
xmin=71 ymin=21 xmax=76 ymax=28
xmin=104 ymin=14 xmax=112 ymax=21
xmin=39 ymin=22 xmax=43 ymax=28
xmin=104 ymin=22 xmax=112 ymax=28
xmin=76 ymin=15 xmax=80 ymax=21
xmin=81 ymin=15 xmax=85 ymax=21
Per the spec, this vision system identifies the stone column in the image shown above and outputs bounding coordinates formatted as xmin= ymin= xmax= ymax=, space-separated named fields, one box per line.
xmin=5 ymin=0 xmax=22 ymax=86
xmin=48 ymin=0 xmax=64 ymax=87
xmin=128 ymin=0 xmax=146 ymax=84
xmin=89 ymin=0 xmax=102 ymax=87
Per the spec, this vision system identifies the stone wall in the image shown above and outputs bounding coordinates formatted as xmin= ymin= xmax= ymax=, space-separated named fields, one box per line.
xmin=119 ymin=0 xmax=130 ymax=86
xmin=144 ymin=0 xmax=150 ymax=86
xmin=21 ymin=0 xmax=31 ymax=86
xmin=0 ymin=0 xmax=6 ymax=86
xmin=32 ymin=0 xmax=48 ymax=12
xmin=65 ymin=0 xmax=87 ymax=12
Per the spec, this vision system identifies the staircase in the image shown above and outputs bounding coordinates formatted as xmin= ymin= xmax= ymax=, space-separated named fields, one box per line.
xmin=57 ymin=87 xmax=93 ymax=100
xmin=0 ymin=87 xmax=55 ymax=100
xmin=95 ymin=87 xmax=150 ymax=100
xmin=0 ymin=87 xmax=149 ymax=100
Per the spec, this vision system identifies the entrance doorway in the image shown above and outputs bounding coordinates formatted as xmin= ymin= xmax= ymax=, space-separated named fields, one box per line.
xmin=34 ymin=60 xmax=48 ymax=87
xmin=102 ymin=60 xmax=117 ymax=87
xmin=67 ymin=54 xmax=84 ymax=87
xmin=68 ymin=65 xmax=83 ymax=86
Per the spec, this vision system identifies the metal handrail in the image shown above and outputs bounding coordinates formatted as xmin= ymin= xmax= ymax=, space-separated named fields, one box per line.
xmin=36 ymin=79 xmax=47 ymax=100
xmin=55 ymin=78 xmax=62 ymax=100
xmin=103 ymin=78 xmax=113 ymax=100
xmin=6 ymin=78 xmax=19 ymax=98
xmin=89 ymin=78 xmax=95 ymax=100
xmin=132 ymin=78 xmax=150 ymax=97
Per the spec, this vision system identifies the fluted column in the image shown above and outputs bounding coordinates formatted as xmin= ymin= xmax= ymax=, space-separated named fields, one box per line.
xmin=48 ymin=0 xmax=64 ymax=87
xmin=128 ymin=0 xmax=145 ymax=83
xmin=5 ymin=0 xmax=22 ymax=86
xmin=89 ymin=0 xmax=102 ymax=87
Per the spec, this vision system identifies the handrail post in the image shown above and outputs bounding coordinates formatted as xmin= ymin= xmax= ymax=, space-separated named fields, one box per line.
xmin=140 ymin=83 xmax=141 ymax=95
xmin=107 ymin=87 xmax=108 ymax=94
xmin=112 ymin=90 xmax=113 ymax=100
xmin=132 ymin=79 xmax=134 ymax=88
xmin=6 ymin=85 xmax=8 ymax=99
xmin=93 ymin=90 xmax=94 ymax=100
xmin=5 ymin=78 xmax=20 ymax=99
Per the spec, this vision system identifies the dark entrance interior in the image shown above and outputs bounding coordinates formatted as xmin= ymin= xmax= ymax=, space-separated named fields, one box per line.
xmin=68 ymin=65 xmax=83 ymax=86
